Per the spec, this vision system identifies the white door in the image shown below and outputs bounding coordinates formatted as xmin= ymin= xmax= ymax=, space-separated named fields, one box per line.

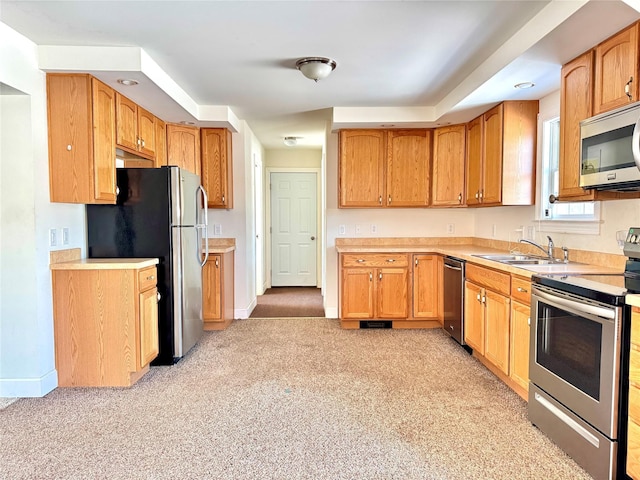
xmin=271 ymin=172 xmax=317 ymax=286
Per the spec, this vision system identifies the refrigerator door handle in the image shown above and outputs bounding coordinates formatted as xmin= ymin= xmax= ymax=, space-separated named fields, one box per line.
xmin=197 ymin=185 xmax=209 ymax=267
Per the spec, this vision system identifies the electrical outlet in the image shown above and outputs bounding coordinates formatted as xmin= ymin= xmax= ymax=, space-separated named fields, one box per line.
xmin=339 ymin=224 xmax=346 ymax=235
xmin=370 ymin=224 xmax=377 ymax=234
xmin=62 ymin=228 xmax=70 ymax=245
xmin=447 ymin=223 xmax=455 ymax=234
xmin=355 ymin=225 xmax=362 ymax=235
xmin=49 ymin=228 xmax=57 ymax=247
xmin=492 ymin=224 xmax=497 ymax=238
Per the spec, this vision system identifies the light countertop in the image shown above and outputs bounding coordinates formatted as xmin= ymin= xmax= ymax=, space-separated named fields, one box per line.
xmin=628 ymin=295 xmax=640 ymax=308
xmin=204 ymin=238 xmax=236 ymax=254
xmin=50 ymin=258 xmax=159 ymax=270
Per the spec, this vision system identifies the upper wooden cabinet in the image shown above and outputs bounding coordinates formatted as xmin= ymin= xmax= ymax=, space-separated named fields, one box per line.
xmin=115 ymin=93 xmax=156 ymax=159
xmin=594 ymin=22 xmax=639 ymax=114
xmin=339 ymin=129 xmax=431 ymax=208
xmin=201 ymin=128 xmax=233 ymax=208
xmin=465 ymin=101 xmax=538 ymax=207
xmin=166 ymin=124 xmax=201 ymax=175
xmin=432 ymin=125 xmax=466 ymax=207
xmin=47 ymin=73 xmax=117 ymax=204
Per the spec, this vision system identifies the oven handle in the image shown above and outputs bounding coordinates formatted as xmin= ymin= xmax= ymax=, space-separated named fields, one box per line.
xmin=533 ymin=392 xmax=600 ymax=448
xmin=533 ymin=288 xmax=615 ymax=320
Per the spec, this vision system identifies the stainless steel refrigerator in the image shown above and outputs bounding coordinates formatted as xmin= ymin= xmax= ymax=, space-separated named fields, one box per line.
xmin=86 ymin=166 xmax=208 ymax=365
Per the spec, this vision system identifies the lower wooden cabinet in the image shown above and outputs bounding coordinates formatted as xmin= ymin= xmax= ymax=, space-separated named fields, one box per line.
xmin=509 ymin=300 xmax=530 ymax=392
xmin=411 ymin=254 xmax=442 ymax=322
xmin=202 ymin=251 xmax=235 ymax=330
xmin=51 ymin=261 xmax=159 ymax=387
xmin=340 ymin=253 xmax=409 ymax=323
xmin=627 ymin=306 xmax=640 ymax=478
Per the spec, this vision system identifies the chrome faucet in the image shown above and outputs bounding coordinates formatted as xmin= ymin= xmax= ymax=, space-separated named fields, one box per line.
xmin=519 ymin=236 xmax=555 ymax=259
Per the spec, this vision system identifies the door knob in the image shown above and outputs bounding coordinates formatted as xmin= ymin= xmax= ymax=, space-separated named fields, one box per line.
xmin=311 ymin=236 xmax=316 ymax=240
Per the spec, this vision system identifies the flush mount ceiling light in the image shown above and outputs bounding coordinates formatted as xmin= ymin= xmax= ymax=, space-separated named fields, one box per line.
xmin=295 ymin=57 xmax=337 ymax=82
xmin=117 ymin=79 xmax=139 ymax=86
xmin=514 ymin=82 xmax=535 ymax=89
xmin=283 ymin=136 xmax=299 ymax=147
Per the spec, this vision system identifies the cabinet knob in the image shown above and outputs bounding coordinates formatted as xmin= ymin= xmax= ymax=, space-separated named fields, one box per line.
xmin=479 ymin=190 xmax=483 ymax=200
xmin=475 ymin=192 xmax=479 ymax=199
xmin=517 ymin=287 xmax=528 ymax=293
xmin=141 ymin=139 xmax=146 ymax=148
xmin=146 ymin=275 xmax=155 ymax=281
xmin=378 ymin=195 xmax=382 ymax=204
xmin=369 ymin=272 xmax=373 ymax=281
xmin=222 ymin=195 xmax=225 ymax=203
xmin=626 ymin=76 xmax=634 ymax=101
xmin=386 ymin=259 xmax=395 ymax=263
xmin=379 ymin=272 xmax=383 ymax=280
xmin=388 ymin=195 xmax=392 ymax=205
xmin=66 ymin=144 xmax=72 ymax=151
xmin=156 ymin=292 xmax=161 ymax=302
xmin=357 ymin=259 xmax=365 ymax=263
xmin=116 ymin=186 xmax=120 ymax=195
xmin=137 ymin=137 xmax=141 ymax=146
xmin=527 ymin=317 xmax=531 ymax=326
xmin=215 ymin=259 xmax=219 ymax=268
xmin=458 ymin=193 xmax=462 ymax=203
xmin=476 ymin=294 xmax=481 ymax=302
xmin=415 ymin=258 xmax=418 ymax=266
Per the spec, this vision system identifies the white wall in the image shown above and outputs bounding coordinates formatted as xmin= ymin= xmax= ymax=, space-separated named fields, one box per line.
xmin=265 ymin=148 xmax=321 ymax=168
xmin=0 ymin=22 xmax=85 ymax=397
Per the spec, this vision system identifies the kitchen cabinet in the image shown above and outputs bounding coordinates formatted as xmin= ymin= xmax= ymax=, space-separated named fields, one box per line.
xmin=463 ymin=264 xmax=511 ymax=375
xmin=465 ymin=101 xmax=538 ymax=207
xmin=432 ymin=125 xmax=466 ymax=207
xmin=201 ymin=128 xmax=233 ymax=208
xmin=594 ymin=22 xmax=639 ymax=114
xmin=51 ymin=260 xmax=159 ymax=387
xmin=154 ymin=117 xmax=167 ymax=167
xmin=167 ymin=123 xmax=201 ymax=175
xmin=411 ymin=254 xmax=442 ymax=322
xmin=202 ymin=250 xmax=235 ymax=330
xmin=340 ymin=253 xmax=409 ymax=322
xmin=47 ymin=73 xmax=117 ymax=204
xmin=339 ymin=129 xmax=431 ymax=208
xmin=509 ymin=275 xmax=531 ymax=394
xmin=627 ymin=306 xmax=640 ymax=479
xmin=115 ymin=92 xmax=156 ymax=159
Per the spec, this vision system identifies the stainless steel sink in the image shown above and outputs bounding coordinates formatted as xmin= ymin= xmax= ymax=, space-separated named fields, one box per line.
xmin=473 ymin=254 xmax=571 ymax=266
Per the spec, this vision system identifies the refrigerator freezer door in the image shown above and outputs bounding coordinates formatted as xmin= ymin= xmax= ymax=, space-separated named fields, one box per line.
xmin=172 ymin=225 xmax=203 ymax=358
xmin=170 ymin=167 xmax=202 ymax=227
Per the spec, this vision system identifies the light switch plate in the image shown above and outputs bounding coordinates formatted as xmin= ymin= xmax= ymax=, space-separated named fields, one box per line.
xmin=214 ymin=224 xmax=222 ymax=236
xmin=338 ymin=225 xmax=346 ymax=235
xmin=49 ymin=228 xmax=57 ymax=247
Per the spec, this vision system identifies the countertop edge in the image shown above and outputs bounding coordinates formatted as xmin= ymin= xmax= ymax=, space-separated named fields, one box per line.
xmin=628 ymin=295 xmax=640 ymax=308
xmin=50 ymin=258 xmax=159 ymax=270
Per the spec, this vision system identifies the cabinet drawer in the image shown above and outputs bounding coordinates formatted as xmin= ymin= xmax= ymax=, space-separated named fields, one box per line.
xmin=342 ymin=253 xmax=409 ymax=268
xmin=138 ymin=266 xmax=157 ymax=292
xmin=466 ymin=263 xmax=510 ymax=296
xmin=511 ymin=276 xmax=531 ymax=304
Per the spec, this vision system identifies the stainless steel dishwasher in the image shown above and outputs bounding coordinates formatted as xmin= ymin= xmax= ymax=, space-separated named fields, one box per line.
xmin=443 ymin=256 xmax=465 ymax=345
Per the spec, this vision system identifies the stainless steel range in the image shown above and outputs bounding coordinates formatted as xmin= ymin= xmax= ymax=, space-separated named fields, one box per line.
xmin=529 ymin=228 xmax=640 ymax=480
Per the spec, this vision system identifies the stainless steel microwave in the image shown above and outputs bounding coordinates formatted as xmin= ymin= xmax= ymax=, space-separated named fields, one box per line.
xmin=580 ymin=100 xmax=640 ymax=191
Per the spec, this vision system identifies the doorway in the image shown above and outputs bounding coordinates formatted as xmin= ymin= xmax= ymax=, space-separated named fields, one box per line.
xmin=269 ymin=171 xmax=318 ymax=287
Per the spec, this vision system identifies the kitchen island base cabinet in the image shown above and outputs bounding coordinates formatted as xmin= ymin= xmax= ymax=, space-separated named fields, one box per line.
xmin=202 ymin=251 xmax=235 ymax=330
xmin=51 ymin=263 xmax=159 ymax=388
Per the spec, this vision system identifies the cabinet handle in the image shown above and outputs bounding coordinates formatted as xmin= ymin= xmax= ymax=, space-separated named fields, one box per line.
xmin=627 ymin=76 xmax=634 ymax=101
xmin=517 ymin=287 xmax=528 ymax=293
xmin=415 ymin=258 xmax=418 ymax=266
xmin=476 ymin=293 xmax=481 ymax=302
xmin=527 ymin=317 xmax=531 ymax=326
xmin=458 ymin=193 xmax=462 ymax=204
xmin=156 ymin=292 xmax=161 ymax=302
xmin=479 ymin=190 xmax=484 ymax=201
xmin=222 ymin=195 xmax=225 ymax=203
xmin=475 ymin=191 xmax=479 ymax=199
xmin=357 ymin=259 xmax=365 ymax=263
xmin=137 ymin=136 xmax=141 ymax=146
xmin=116 ymin=186 xmax=120 ymax=195
xmin=379 ymin=195 xmax=382 ymax=205
xmin=215 ymin=259 xmax=219 ymax=268
xmin=379 ymin=272 xmax=383 ymax=280
xmin=141 ymin=139 xmax=146 ymax=148
xmin=481 ymin=295 xmax=486 ymax=304
xmin=388 ymin=195 xmax=392 ymax=205
xmin=369 ymin=272 xmax=373 ymax=282
xmin=386 ymin=259 xmax=395 ymax=263
xmin=146 ymin=275 xmax=155 ymax=281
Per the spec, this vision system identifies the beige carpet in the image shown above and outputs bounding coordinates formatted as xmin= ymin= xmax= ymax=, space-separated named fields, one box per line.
xmin=0 ymin=318 xmax=591 ymax=479
xmin=250 ymin=287 xmax=325 ymax=318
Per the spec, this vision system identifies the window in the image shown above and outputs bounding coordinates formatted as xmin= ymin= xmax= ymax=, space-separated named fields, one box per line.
xmin=538 ymin=116 xmax=600 ymax=232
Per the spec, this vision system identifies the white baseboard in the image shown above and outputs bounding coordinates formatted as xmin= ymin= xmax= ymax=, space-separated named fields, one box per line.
xmin=235 ymin=297 xmax=257 ymax=319
xmin=324 ymin=307 xmax=338 ymax=319
xmin=0 ymin=369 xmax=58 ymax=397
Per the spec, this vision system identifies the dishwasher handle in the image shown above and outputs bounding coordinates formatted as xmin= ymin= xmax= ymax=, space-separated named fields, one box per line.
xmin=444 ymin=263 xmax=462 ymax=271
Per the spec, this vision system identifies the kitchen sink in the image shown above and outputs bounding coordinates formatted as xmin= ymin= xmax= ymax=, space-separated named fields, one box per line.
xmin=473 ymin=254 xmax=571 ymax=266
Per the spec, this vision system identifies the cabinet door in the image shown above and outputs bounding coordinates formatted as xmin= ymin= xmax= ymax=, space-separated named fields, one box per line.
xmin=377 ymin=267 xmax=409 ymax=319
xmin=341 ymin=268 xmax=374 ymax=319
xmin=201 ymin=128 xmax=233 ymax=208
xmin=115 ymin=93 xmax=139 ymax=152
xmin=203 ymin=255 xmax=222 ymax=321
xmin=412 ymin=254 xmax=439 ymax=319
xmin=432 ymin=125 xmax=466 ymax=206
xmin=91 ymin=78 xmax=117 ymax=203
xmin=138 ymin=287 xmax=159 ymax=369
xmin=510 ymin=300 xmax=530 ymax=392
xmin=628 ymin=416 xmax=640 ymax=480
xmin=137 ymin=107 xmax=156 ymax=158
xmin=464 ymin=281 xmax=484 ymax=354
xmin=594 ymin=22 xmax=639 ymax=114
xmin=154 ymin=117 xmax=167 ymax=168
xmin=559 ymin=51 xmax=597 ymax=201
xmin=484 ymin=289 xmax=510 ymax=375
xmin=167 ymin=124 xmax=201 ymax=175
xmin=482 ymin=104 xmax=503 ymax=205
xmin=465 ymin=115 xmax=483 ymax=205
xmin=339 ymin=130 xmax=386 ymax=207
xmin=386 ymin=130 xmax=430 ymax=207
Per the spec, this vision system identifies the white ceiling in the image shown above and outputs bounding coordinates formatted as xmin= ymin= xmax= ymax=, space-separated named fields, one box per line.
xmin=1 ymin=0 xmax=639 ymax=149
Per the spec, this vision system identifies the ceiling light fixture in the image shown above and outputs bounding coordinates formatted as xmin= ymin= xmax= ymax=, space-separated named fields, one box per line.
xmin=180 ymin=121 xmax=195 ymax=125
xmin=117 ymin=79 xmax=139 ymax=86
xmin=514 ymin=82 xmax=535 ymax=89
xmin=283 ymin=136 xmax=298 ymax=147
xmin=295 ymin=57 xmax=337 ymax=82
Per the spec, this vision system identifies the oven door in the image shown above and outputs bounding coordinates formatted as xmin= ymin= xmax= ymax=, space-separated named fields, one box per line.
xmin=530 ymin=284 xmax=622 ymax=439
